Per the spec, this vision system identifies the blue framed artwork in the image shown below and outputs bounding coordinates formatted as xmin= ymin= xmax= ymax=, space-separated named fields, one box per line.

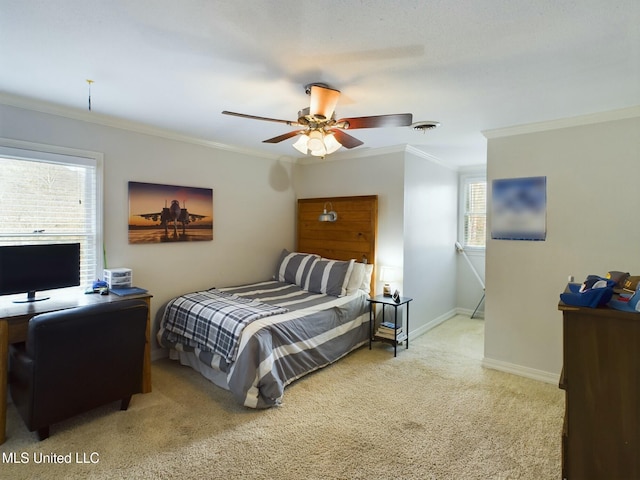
xmin=491 ymin=176 xmax=546 ymax=241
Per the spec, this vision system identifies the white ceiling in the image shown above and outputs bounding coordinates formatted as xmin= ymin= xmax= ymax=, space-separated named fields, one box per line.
xmin=1 ymin=0 xmax=639 ymax=167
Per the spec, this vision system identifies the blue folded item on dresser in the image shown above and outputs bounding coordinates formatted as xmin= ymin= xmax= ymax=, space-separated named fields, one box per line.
xmin=608 ymin=282 xmax=640 ymax=313
xmin=560 ymin=275 xmax=616 ymax=308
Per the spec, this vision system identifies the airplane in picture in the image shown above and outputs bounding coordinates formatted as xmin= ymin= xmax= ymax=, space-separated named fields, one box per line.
xmin=137 ymin=199 xmax=207 ymax=237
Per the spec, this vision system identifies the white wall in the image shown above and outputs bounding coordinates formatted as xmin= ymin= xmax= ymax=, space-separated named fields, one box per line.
xmin=483 ymin=107 xmax=640 ymax=382
xmin=0 ymin=103 xmax=296 ymax=359
xmin=404 ymin=148 xmax=459 ymax=333
xmin=455 ymin=251 xmax=486 ymax=316
xmin=293 ymin=147 xmax=459 ymax=336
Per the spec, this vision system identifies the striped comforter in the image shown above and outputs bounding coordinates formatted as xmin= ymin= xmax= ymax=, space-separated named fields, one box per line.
xmin=157 ymin=280 xmax=369 ymax=408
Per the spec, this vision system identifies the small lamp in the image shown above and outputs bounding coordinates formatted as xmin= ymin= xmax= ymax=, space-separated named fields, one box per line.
xmin=318 ymin=202 xmax=338 ymax=222
xmin=379 ymin=266 xmax=399 ymax=297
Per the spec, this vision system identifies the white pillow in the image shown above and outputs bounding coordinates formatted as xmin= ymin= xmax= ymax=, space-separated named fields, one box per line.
xmin=346 ymin=263 xmax=365 ymax=295
xmin=345 ymin=262 xmax=374 ymax=295
xmin=360 ymin=263 xmax=374 ymax=294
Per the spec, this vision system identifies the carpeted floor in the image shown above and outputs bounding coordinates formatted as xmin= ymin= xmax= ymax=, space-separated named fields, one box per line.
xmin=0 ymin=315 xmax=564 ymax=479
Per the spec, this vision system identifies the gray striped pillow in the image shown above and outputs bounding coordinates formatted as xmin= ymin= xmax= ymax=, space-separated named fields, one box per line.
xmin=275 ymin=249 xmax=319 ymax=287
xmin=304 ymin=258 xmax=355 ymax=297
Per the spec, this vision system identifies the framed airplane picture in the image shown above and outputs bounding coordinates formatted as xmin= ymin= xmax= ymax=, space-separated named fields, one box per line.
xmin=128 ymin=181 xmax=213 ymax=244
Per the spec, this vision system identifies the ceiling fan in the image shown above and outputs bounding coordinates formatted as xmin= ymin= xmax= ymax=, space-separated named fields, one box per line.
xmin=222 ymin=83 xmax=414 ymax=158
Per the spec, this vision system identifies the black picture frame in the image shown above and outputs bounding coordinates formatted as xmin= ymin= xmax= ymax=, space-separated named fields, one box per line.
xmin=392 ymin=289 xmax=401 ymax=303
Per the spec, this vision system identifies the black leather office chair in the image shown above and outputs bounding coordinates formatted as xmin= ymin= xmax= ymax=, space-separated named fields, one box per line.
xmin=8 ymin=299 xmax=148 ymax=440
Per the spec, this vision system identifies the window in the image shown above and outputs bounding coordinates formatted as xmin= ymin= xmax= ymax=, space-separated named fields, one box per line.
xmin=460 ymin=174 xmax=487 ymax=249
xmin=0 ymin=139 xmax=103 ymax=287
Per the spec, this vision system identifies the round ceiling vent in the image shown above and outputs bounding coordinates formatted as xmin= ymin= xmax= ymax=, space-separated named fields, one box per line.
xmin=411 ymin=121 xmax=441 ymax=132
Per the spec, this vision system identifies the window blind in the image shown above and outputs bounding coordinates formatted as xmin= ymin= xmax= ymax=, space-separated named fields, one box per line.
xmin=0 ymin=150 xmax=100 ymax=287
xmin=463 ymin=179 xmax=487 ymax=248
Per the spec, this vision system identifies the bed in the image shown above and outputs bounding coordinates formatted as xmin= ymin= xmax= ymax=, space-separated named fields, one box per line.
xmin=157 ymin=195 xmax=378 ymax=408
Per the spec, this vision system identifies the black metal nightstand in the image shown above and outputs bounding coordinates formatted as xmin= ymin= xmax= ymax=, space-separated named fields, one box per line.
xmin=367 ymin=294 xmax=413 ymax=357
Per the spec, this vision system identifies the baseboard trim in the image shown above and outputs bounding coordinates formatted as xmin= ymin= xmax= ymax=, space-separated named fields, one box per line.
xmin=455 ymin=307 xmax=484 ymax=319
xmin=410 ymin=308 xmax=459 ymax=339
xmin=481 ymin=357 xmax=560 ymax=385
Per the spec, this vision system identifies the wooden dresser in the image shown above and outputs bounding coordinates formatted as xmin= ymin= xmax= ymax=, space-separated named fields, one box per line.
xmin=558 ymin=302 xmax=640 ymax=480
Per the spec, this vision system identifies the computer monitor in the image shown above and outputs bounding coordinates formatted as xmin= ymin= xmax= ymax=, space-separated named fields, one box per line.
xmin=0 ymin=243 xmax=81 ymax=303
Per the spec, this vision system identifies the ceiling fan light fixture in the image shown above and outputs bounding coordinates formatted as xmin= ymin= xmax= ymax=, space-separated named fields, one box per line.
xmin=306 ymin=130 xmax=324 ymax=151
xmin=310 ymin=146 xmax=327 ymax=157
xmin=226 ymin=82 xmax=415 ymax=155
xmin=292 ymin=135 xmax=309 ymax=154
xmin=292 ymin=130 xmax=343 ymax=157
xmin=323 ymin=132 xmax=342 ymax=154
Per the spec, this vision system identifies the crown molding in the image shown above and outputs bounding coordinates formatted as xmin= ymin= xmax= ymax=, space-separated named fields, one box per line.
xmin=0 ymin=92 xmax=295 ymax=162
xmin=296 ymin=144 xmax=455 ymax=170
xmin=405 ymin=145 xmax=457 ymax=171
xmin=482 ymin=105 xmax=640 ymax=139
xmin=295 ymin=144 xmax=409 ymax=165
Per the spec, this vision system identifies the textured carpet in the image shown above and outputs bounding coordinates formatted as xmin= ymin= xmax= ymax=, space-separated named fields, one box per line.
xmin=0 ymin=315 xmax=564 ymax=479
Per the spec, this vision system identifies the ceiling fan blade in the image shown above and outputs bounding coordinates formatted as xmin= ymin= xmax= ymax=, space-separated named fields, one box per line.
xmin=222 ymin=111 xmax=300 ymax=126
xmin=263 ymin=130 xmax=304 ymax=144
xmin=336 ymin=113 xmax=413 ymax=129
xmin=309 ymin=85 xmax=340 ymax=120
xmin=329 ymin=129 xmax=364 ymax=149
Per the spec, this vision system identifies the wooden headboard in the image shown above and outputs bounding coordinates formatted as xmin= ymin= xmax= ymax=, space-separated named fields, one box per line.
xmin=297 ymin=195 xmax=378 ymax=295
